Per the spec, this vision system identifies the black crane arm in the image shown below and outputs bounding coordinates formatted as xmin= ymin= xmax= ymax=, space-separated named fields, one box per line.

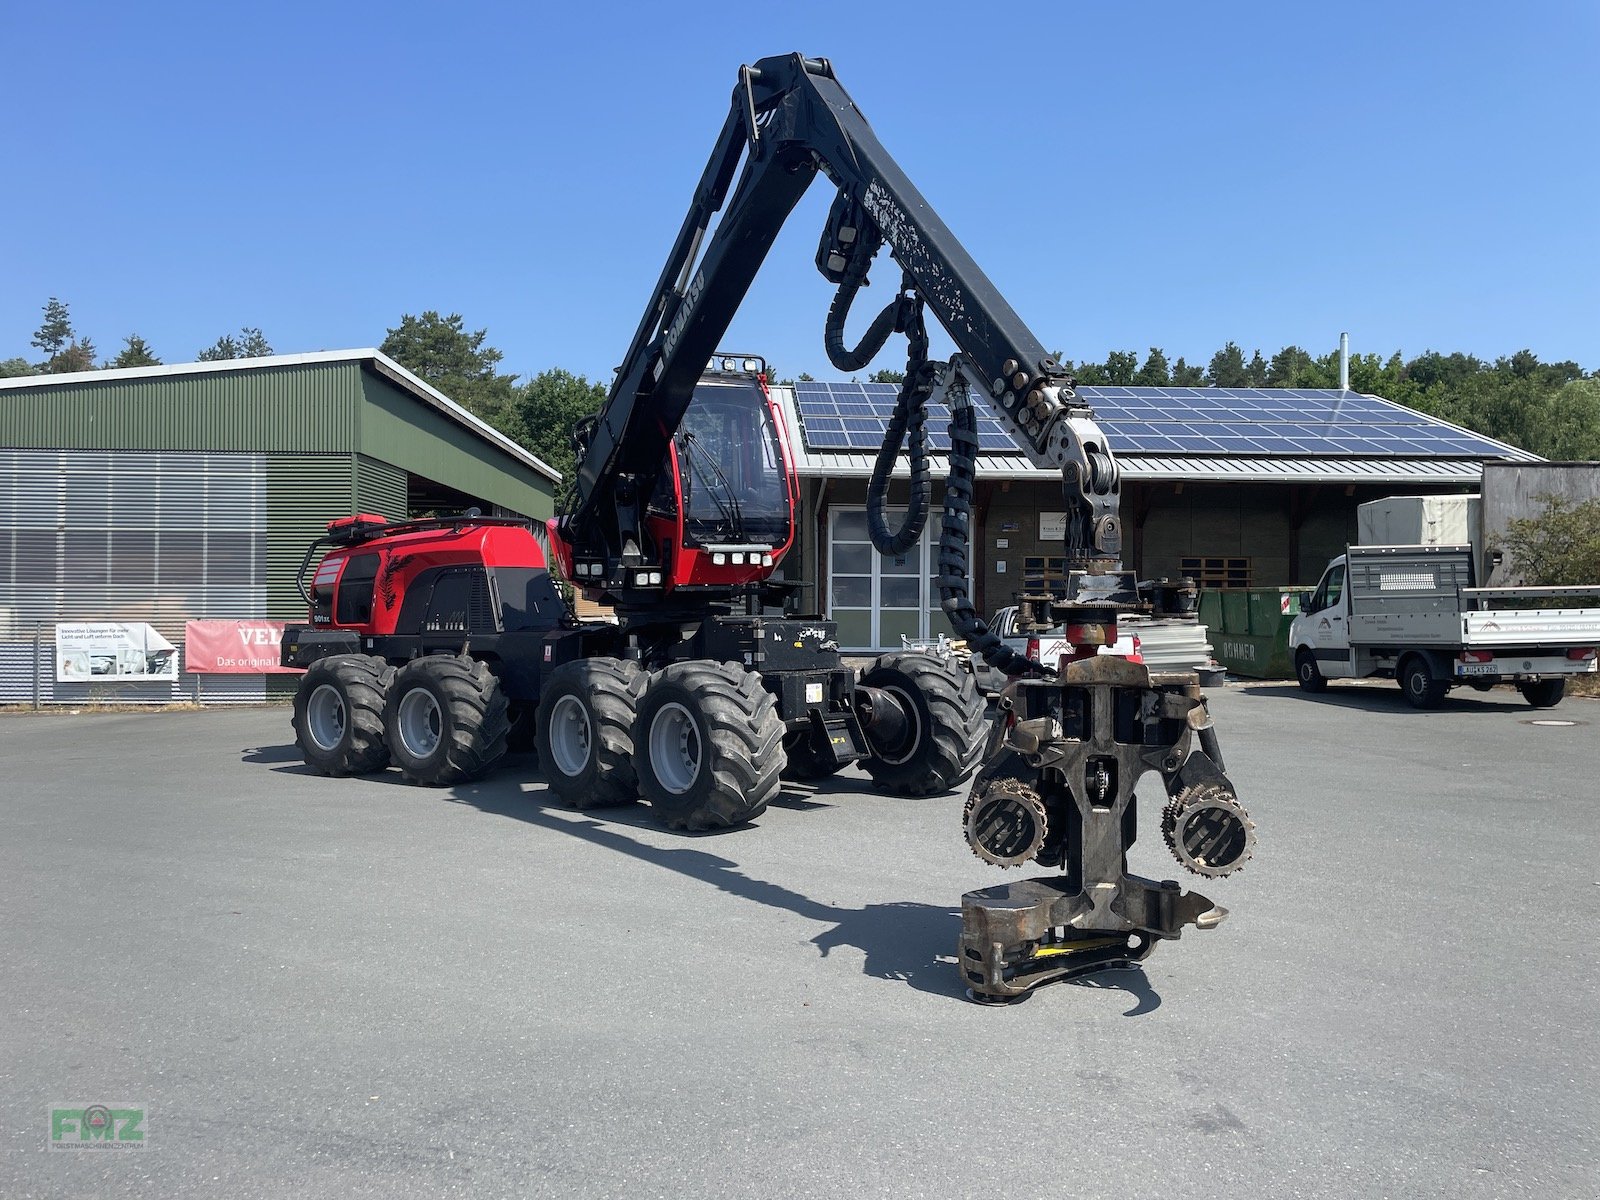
xmin=564 ymin=55 xmax=1123 ymax=670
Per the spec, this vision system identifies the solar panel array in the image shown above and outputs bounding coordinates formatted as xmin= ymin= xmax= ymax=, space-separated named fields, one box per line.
xmin=791 ymin=381 xmax=1512 ymax=459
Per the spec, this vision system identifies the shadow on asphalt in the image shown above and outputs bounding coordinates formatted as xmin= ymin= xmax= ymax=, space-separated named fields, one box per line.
xmin=1063 ymin=968 xmax=1162 ymax=1017
xmin=242 ymin=744 xmax=306 ymax=766
xmin=241 ymin=744 xmax=1168 ymax=1011
xmin=442 ymin=770 xmax=972 ymax=1001
xmin=239 ymin=742 xmax=970 ymax=1000
xmin=1235 ymin=682 xmax=1533 ymax=715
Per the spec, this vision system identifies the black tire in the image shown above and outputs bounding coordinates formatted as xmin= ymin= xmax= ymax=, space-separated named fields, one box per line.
xmin=384 ymin=655 xmax=509 ymax=785
xmin=535 ymin=658 xmax=645 ymax=808
xmin=782 ymin=726 xmax=849 ymax=780
xmin=635 ymin=661 xmax=784 ymax=831
xmin=1399 ymin=655 xmax=1448 ymax=710
xmin=1295 ymin=649 xmax=1328 ymax=694
xmin=858 ymin=652 xmax=986 ymax=796
xmin=1518 ymin=678 xmax=1566 ymax=708
xmin=291 ymin=654 xmax=393 ymax=776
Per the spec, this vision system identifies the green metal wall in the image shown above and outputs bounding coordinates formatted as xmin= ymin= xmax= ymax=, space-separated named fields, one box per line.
xmin=357 ymin=374 xmax=555 ymax=519
xmin=0 ymin=359 xmax=556 ymax=523
xmin=354 ymin=455 xmax=409 ymax=521
xmin=266 ymin=454 xmax=355 ymax=619
xmin=0 ymin=362 xmax=361 ymax=451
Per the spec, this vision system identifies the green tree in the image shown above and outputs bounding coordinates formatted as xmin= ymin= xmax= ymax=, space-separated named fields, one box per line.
xmin=197 ymin=334 xmax=240 ymax=361
xmin=30 ymin=297 xmax=95 ymax=372
xmin=380 ymin=311 xmax=519 ymax=421
xmin=0 ymin=356 xmax=39 ymax=377
xmin=1497 ymin=495 xmax=1600 ymax=587
xmin=198 ymin=327 xmax=272 ymax=361
xmin=1103 ymin=350 xmax=1138 ymax=385
xmin=797 ymin=372 xmax=815 ymax=382
xmin=1071 ymin=359 xmax=1108 ymax=385
xmin=1170 ymin=357 xmax=1204 ymax=386
xmin=31 ymin=297 xmax=73 ymax=361
xmin=49 ymin=339 xmax=97 ymax=374
xmin=505 ymin=368 xmax=608 ymax=482
xmin=1533 ymin=380 xmax=1600 ymax=461
xmin=1133 ymin=347 xmax=1170 ymax=386
xmin=111 ymin=335 xmax=161 ymax=368
xmin=868 ymin=368 xmax=905 ymax=384
xmin=1244 ymin=349 xmax=1268 ymax=387
xmin=1205 ymin=342 xmax=1248 ymax=387
xmin=1267 ymin=345 xmax=1313 ymax=386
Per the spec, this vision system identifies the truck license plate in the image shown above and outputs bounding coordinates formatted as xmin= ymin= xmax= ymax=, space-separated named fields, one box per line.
xmin=1457 ymin=662 xmax=1498 ymax=676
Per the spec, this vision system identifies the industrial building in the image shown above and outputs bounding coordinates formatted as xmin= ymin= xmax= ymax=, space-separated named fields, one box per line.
xmin=772 ymin=382 xmax=1539 ymax=651
xmin=1 ymin=358 xmax=1551 ymax=684
xmin=0 ymin=350 xmax=560 ymax=702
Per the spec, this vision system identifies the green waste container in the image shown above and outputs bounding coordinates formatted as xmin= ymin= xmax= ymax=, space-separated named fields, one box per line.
xmin=1199 ymin=587 xmax=1307 ymax=679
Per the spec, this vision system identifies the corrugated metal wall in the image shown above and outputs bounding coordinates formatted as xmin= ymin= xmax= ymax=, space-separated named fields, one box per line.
xmin=0 ymin=449 xmax=271 ymax=704
xmin=354 ymin=455 xmax=408 ymax=521
xmin=358 ymin=374 xmax=555 ymax=518
xmin=0 ymin=362 xmax=361 ymax=451
xmin=265 ymin=455 xmax=356 ymax=618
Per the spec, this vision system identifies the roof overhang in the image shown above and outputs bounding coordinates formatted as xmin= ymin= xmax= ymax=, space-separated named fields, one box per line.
xmin=0 ymin=348 xmax=562 ymax=483
xmin=784 ymin=451 xmax=1488 ymax=487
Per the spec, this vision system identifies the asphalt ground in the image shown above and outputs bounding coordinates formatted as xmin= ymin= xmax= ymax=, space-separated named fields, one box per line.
xmin=1 ymin=680 xmax=1597 ymax=1199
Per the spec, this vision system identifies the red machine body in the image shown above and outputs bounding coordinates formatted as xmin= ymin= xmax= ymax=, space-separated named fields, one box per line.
xmin=306 ymin=516 xmax=551 ymax=637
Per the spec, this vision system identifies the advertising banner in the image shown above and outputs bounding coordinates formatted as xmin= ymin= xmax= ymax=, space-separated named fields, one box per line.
xmin=56 ymin=623 xmax=179 ymax=683
xmin=183 ymin=620 xmax=299 ymax=674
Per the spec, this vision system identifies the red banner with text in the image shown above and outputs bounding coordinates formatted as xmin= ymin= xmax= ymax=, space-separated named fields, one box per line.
xmin=184 ymin=620 xmax=301 ymax=674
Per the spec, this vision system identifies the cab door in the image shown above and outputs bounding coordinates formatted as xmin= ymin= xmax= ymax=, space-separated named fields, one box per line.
xmin=1303 ymin=561 xmax=1353 ymax=677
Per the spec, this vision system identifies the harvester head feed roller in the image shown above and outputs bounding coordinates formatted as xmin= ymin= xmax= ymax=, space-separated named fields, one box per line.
xmin=1162 ymin=784 xmax=1256 ymax=878
xmin=964 ymin=776 xmax=1049 ymax=868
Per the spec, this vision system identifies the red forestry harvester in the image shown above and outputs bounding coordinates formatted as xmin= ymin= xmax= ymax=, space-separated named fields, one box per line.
xmin=283 ymin=54 xmax=1253 ymax=1001
xmin=282 ymin=361 xmax=983 ymax=831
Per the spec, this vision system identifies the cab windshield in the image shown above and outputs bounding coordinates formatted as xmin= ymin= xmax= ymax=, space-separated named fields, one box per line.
xmin=675 ymin=381 xmax=789 ymax=548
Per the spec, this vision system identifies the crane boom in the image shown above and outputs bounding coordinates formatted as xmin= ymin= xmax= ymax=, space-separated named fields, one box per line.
xmin=561 ymin=54 xmax=1121 ymax=642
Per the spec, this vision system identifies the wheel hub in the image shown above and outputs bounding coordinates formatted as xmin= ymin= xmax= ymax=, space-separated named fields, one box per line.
xmin=396 ymin=687 xmax=443 ymax=760
xmin=649 ymin=702 xmax=702 ymax=794
xmin=305 ymin=684 xmax=347 ymax=752
xmin=866 ymin=684 xmax=922 ymax=765
xmin=547 ymin=694 xmax=593 ymax=778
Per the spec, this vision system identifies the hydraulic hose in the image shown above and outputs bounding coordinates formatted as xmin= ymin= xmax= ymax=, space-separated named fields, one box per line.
xmin=936 ymin=377 xmax=1051 ymax=678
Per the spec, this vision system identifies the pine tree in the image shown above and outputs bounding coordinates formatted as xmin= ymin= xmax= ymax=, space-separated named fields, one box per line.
xmin=111 ymin=335 xmax=161 ymax=368
xmin=31 ymin=297 xmax=79 ymax=370
xmin=198 ymin=334 xmax=241 ymax=361
xmin=1134 ymin=347 xmax=1171 ymax=386
xmin=238 ymin=327 xmax=272 ymax=357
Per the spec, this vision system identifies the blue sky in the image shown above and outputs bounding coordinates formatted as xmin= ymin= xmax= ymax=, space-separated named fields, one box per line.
xmin=3 ymin=1 xmax=1596 ymax=383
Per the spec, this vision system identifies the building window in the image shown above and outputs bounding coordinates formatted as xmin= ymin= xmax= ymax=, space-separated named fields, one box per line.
xmin=1182 ymin=556 xmax=1253 ymax=590
xmin=827 ymin=508 xmax=936 ymax=651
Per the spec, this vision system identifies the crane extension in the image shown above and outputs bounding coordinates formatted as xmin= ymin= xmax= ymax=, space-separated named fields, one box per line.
xmin=957 ymin=606 xmax=1255 ymax=1003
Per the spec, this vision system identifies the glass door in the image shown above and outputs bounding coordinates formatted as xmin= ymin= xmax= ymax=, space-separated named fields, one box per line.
xmin=827 ymin=508 xmax=934 ymax=651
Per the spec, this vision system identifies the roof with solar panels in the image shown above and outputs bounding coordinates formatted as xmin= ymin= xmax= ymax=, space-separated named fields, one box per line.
xmin=774 ymin=381 xmax=1539 ymax=485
